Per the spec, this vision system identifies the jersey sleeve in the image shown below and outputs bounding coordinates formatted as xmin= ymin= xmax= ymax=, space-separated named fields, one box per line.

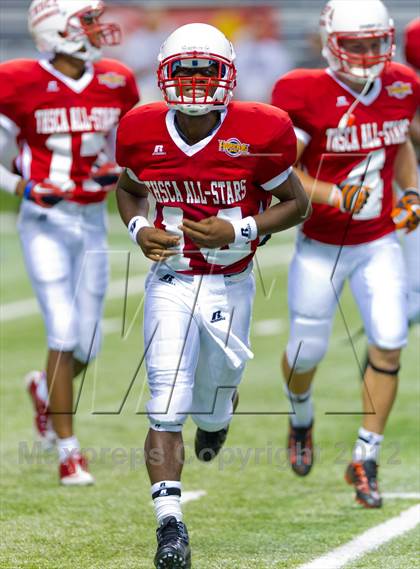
xmin=256 ymin=114 xmax=297 ymax=191
xmin=121 ymin=70 xmax=140 ymax=117
xmin=414 ymin=73 xmax=420 ymax=107
xmin=271 ymin=72 xmax=313 ymax=145
xmin=0 ymin=63 xmax=22 ymax=135
xmin=116 ymin=111 xmax=140 ymax=174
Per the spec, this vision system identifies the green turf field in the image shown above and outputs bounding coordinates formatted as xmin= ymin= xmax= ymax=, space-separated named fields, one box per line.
xmin=1 ymin=211 xmax=419 ymax=569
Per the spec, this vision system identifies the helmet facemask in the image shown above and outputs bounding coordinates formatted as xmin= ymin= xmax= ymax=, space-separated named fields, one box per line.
xmin=325 ymin=30 xmax=395 ymax=83
xmin=158 ymin=52 xmax=236 ymax=116
xmin=60 ymin=6 xmax=121 ymax=61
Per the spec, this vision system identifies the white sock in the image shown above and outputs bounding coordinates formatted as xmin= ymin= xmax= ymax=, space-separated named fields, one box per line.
xmin=353 ymin=427 xmax=383 ymax=463
xmin=284 ymin=385 xmax=313 ymax=428
xmin=37 ymin=371 xmax=49 ymax=403
xmin=151 ymin=481 xmax=183 ymax=525
xmin=57 ymin=436 xmax=80 ymax=463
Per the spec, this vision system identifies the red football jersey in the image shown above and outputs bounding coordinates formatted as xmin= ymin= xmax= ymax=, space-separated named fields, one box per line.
xmin=272 ymin=63 xmax=420 ymax=245
xmin=116 ymin=101 xmax=296 ymax=275
xmin=0 ymin=58 xmax=139 ymax=204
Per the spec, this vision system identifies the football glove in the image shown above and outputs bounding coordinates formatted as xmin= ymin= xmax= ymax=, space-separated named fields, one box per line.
xmin=91 ymin=161 xmax=122 ymax=188
xmin=391 ymin=189 xmax=420 ymax=233
xmin=23 ymin=180 xmax=72 ymax=208
xmin=329 ymin=183 xmax=370 ymax=214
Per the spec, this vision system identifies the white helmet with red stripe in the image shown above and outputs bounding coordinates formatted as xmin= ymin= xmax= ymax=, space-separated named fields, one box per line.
xmin=320 ymin=0 xmax=395 ymax=83
xmin=28 ymin=0 xmax=121 ymax=62
xmin=157 ymin=23 xmax=237 ymax=116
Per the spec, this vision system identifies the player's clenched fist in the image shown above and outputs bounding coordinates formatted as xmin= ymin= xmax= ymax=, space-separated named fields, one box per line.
xmin=391 ymin=189 xmax=420 ymax=233
xmin=180 ymin=217 xmax=235 ymax=248
xmin=329 ymin=182 xmax=370 ymax=214
xmin=137 ymin=227 xmax=180 ymax=262
xmin=23 ymin=180 xmax=73 ymax=208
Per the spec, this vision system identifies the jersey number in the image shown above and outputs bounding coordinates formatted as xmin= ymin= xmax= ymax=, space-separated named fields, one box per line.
xmin=45 ymin=132 xmax=106 ymax=192
xmin=161 ymin=206 xmax=252 ymax=271
xmin=344 ymin=148 xmax=386 ymax=220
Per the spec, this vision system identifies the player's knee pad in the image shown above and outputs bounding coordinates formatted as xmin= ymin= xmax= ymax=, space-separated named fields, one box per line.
xmin=147 ymin=386 xmax=193 ymax=432
xmin=73 ymin=325 xmax=102 ymax=363
xmin=46 ymin=304 xmax=78 ymax=352
xmin=369 ymin=322 xmax=407 ymax=351
xmin=191 ymin=392 xmax=233 ymax=432
xmin=286 ymin=317 xmax=331 ymax=373
xmin=191 ymin=384 xmax=237 ymax=432
xmin=192 ymin=414 xmax=231 ymax=433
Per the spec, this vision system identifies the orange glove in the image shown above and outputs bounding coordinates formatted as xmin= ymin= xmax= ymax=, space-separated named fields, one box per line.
xmin=391 ymin=189 xmax=420 ymax=233
xmin=328 ymin=183 xmax=370 ymax=214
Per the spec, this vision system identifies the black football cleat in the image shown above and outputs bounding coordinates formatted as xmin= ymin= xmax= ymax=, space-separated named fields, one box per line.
xmin=345 ymin=460 xmax=382 ymax=508
xmin=287 ymin=421 xmax=314 ymax=476
xmin=154 ymin=516 xmax=191 ymax=569
xmin=195 ymin=390 xmax=239 ymax=462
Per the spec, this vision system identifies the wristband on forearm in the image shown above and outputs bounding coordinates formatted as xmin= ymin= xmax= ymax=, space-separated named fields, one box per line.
xmin=402 ymin=187 xmax=419 ymax=195
xmin=230 ymin=216 xmax=258 ymax=245
xmin=23 ymin=180 xmax=35 ymax=198
xmin=128 ymin=215 xmax=150 ymax=244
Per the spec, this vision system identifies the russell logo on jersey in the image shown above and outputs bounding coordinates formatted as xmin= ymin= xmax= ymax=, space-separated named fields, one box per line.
xmin=152 ymin=145 xmax=166 ymax=156
xmin=336 ymin=95 xmax=350 ymax=107
xmin=46 ymin=80 xmax=59 ymax=93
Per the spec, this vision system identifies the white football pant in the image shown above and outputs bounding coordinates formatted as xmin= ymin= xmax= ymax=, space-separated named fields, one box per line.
xmin=18 ymin=199 xmax=109 ymax=362
xmin=144 ymin=263 xmax=255 ymax=432
xmin=286 ymin=232 xmax=408 ymax=373
xmin=401 ymin=226 xmax=420 ymax=325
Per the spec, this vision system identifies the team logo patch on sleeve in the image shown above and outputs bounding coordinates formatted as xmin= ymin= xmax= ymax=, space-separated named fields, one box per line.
xmin=97 ymin=72 xmax=127 ymax=89
xmin=386 ymin=81 xmax=413 ymax=99
xmin=218 ymin=138 xmax=250 ymax=157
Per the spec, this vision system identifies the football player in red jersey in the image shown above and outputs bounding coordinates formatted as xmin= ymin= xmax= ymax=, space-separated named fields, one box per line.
xmin=115 ymin=22 xmax=309 ymax=568
xmin=0 ymin=0 xmax=139 ymax=485
xmin=271 ymin=0 xmax=420 ymax=508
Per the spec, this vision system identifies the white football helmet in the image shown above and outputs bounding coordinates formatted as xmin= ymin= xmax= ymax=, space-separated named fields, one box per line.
xmin=157 ymin=23 xmax=237 ymax=116
xmin=28 ymin=0 xmax=121 ymax=62
xmin=320 ymin=0 xmax=395 ymax=83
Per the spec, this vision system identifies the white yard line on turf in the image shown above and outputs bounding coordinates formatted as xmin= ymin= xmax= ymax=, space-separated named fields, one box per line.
xmin=382 ymin=492 xmax=420 ymax=499
xmin=0 ymin=275 xmax=146 ymax=323
xmin=297 ymin=503 xmax=420 ymax=569
xmin=181 ymin=490 xmax=207 ymax=505
xmin=253 ymin=318 xmax=285 ymax=336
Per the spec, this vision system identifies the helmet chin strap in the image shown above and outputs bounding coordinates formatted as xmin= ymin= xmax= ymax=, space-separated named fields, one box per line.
xmin=178 ymin=105 xmax=212 ymax=116
xmin=338 ymin=72 xmax=376 ymax=129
